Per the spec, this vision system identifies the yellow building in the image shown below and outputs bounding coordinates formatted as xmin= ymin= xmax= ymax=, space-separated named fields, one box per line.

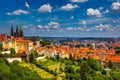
xmin=0 ymin=34 xmax=33 ymax=54
xmin=12 ymin=38 xmax=33 ymax=53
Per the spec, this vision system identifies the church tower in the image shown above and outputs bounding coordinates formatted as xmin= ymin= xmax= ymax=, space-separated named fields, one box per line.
xmin=16 ymin=25 xmax=19 ymax=37
xmin=10 ymin=25 xmax=24 ymax=38
xmin=19 ymin=26 xmax=24 ymax=38
xmin=10 ymin=25 xmax=14 ymax=36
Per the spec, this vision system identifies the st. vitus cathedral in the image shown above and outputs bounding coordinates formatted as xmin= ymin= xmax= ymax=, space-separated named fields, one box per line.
xmin=10 ymin=26 xmax=24 ymax=38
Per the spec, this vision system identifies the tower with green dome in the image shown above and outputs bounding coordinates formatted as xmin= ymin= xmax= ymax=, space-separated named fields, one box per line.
xmin=19 ymin=26 xmax=24 ymax=37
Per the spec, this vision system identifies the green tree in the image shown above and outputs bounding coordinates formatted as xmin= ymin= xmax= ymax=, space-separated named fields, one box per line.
xmin=0 ymin=42 xmax=3 ymax=51
xmin=87 ymin=58 xmax=101 ymax=71
xmin=10 ymin=48 xmax=16 ymax=54
xmin=0 ymin=57 xmax=42 ymax=80
xmin=30 ymin=49 xmax=39 ymax=58
xmin=112 ymin=72 xmax=120 ymax=80
xmin=109 ymin=60 xmax=114 ymax=69
xmin=1 ymin=72 xmax=20 ymax=80
xmin=29 ymin=53 xmax=35 ymax=63
xmin=65 ymin=65 xmax=74 ymax=73
xmin=59 ymin=66 xmax=64 ymax=72
xmin=34 ymin=50 xmax=39 ymax=58
xmin=76 ymin=58 xmax=85 ymax=66
xmin=101 ymin=70 xmax=107 ymax=75
xmin=56 ymin=54 xmax=60 ymax=60
xmin=69 ymin=54 xmax=73 ymax=61
xmin=65 ymin=60 xmax=73 ymax=65
xmin=80 ymin=63 xmax=91 ymax=80
xmin=66 ymin=73 xmax=81 ymax=80
xmin=40 ymin=40 xmax=51 ymax=46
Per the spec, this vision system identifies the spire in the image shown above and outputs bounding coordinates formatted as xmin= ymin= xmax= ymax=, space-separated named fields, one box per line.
xmin=10 ymin=25 xmax=14 ymax=36
xmin=16 ymin=25 xmax=19 ymax=37
xmin=19 ymin=25 xmax=24 ymax=37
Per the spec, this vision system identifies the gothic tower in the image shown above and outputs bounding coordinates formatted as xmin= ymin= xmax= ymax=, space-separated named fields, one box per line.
xmin=16 ymin=25 xmax=19 ymax=37
xmin=19 ymin=26 xmax=24 ymax=38
xmin=10 ymin=25 xmax=14 ymax=36
xmin=10 ymin=25 xmax=24 ymax=38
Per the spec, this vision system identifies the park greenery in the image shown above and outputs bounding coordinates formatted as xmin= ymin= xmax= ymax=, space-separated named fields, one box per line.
xmin=1 ymin=49 xmax=120 ymax=80
xmin=29 ymin=52 xmax=120 ymax=80
xmin=0 ymin=57 xmax=43 ymax=80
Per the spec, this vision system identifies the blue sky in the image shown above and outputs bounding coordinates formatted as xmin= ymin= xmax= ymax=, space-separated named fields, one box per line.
xmin=0 ymin=0 xmax=120 ymax=37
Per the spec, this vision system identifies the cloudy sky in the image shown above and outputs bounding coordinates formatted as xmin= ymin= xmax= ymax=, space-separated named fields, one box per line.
xmin=0 ymin=0 xmax=120 ymax=37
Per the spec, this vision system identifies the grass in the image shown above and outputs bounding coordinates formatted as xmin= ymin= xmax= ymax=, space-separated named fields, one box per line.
xmin=19 ymin=59 xmax=89 ymax=80
xmin=37 ymin=59 xmax=66 ymax=79
xmin=38 ymin=59 xmax=61 ymax=70
xmin=19 ymin=62 xmax=54 ymax=79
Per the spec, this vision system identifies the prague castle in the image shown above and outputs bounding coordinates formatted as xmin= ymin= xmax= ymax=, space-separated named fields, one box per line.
xmin=10 ymin=26 xmax=24 ymax=38
xmin=0 ymin=26 xmax=33 ymax=54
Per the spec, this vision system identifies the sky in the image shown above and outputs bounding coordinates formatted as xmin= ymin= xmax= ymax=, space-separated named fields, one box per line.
xmin=0 ymin=0 xmax=120 ymax=37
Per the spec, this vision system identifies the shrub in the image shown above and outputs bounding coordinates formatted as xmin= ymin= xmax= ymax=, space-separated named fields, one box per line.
xmin=101 ymin=70 xmax=107 ymax=75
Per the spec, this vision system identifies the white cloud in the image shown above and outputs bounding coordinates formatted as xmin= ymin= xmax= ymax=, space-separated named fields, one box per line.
xmin=37 ymin=21 xmax=60 ymax=31
xmin=67 ymin=27 xmax=77 ymax=31
xmin=70 ymin=0 xmax=88 ymax=3
xmin=7 ymin=9 xmax=29 ymax=15
xmin=61 ymin=4 xmax=79 ymax=11
xmin=59 ymin=29 xmax=65 ymax=32
xmin=38 ymin=4 xmax=52 ymax=13
xmin=45 ymin=26 xmax=49 ymax=29
xmin=111 ymin=2 xmax=120 ymax=13
xmin=25 ymin=2 xmax=30 ymax=9
xmin=81 ymin=21 xmax=86 ymax=26
xmin=70 ymin=16 xmax=74 ymax=19
xmin=77 ymin=18 xmax=113 ymax=25
xmin=112 ymin=2 xmax=120 ymax=10
xmin=104 ymin=9 xmax=109 ymax=13
xmin=67 ymin=27 xmax=73 ymax=30
xmin=91 ymin=24 xmax=113 ymax=31
xmin=37 ymin=25 xmax=43 ymax=29
xmin=48 ymin=21 xmax=60 ymax=29
xmin=99 ymin=7 xmax=104 ymax=10
xmin=87 ymin=8 xmax=102 ymax=17
xmin=66 ymin=23 xmax=114 ymax=32
xmin=77 ymin=27 xmax=85 ymax=31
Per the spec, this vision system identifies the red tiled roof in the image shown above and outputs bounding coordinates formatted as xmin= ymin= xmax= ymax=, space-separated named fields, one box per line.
xmin=105 ymin=55 xmax=120 ymax=62
xmin=0 ymin=34 xmax=7 ymax=41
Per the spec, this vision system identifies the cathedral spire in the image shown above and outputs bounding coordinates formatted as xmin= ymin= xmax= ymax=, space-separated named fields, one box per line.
xmin=16 ymin=25 xmax=19 ymax=37
xmin=10 ymin=25 xmax=14 ymax=36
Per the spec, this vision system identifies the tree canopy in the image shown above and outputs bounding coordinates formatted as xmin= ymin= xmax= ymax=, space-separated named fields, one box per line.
xmin=40 ymin=40 xmax=51 ymax=46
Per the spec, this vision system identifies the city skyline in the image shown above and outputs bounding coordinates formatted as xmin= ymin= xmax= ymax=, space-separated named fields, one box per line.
xmin=0 ymin=0 xmax=120 ymax=37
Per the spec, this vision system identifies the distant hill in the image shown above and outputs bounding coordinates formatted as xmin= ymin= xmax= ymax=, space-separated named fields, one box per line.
xmin=24 ymin=36 xmax=120 ymax=42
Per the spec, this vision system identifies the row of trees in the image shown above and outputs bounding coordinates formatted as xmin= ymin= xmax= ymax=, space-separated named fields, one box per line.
xmin=63 ymin=58 xmax=119 ymax=80
xmin=0 ymin=57 xmax=43 ymax=80
xmin=45 ymin=54 xmax=119 ymax=80
xmin=35 ymin=62 xmax=58 ymax=76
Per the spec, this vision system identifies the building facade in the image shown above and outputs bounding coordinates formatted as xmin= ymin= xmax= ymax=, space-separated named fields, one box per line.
xmin=0 ymin=26 xmax=33 ymax=54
